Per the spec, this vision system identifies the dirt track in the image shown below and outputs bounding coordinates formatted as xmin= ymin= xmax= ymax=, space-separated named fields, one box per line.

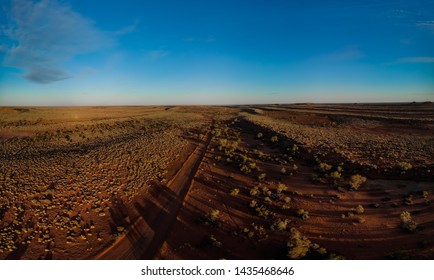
xmin=1 ymin=105 xmax=433 ymax=260
xmin=96 ymin=131 xmax=211 ymax=259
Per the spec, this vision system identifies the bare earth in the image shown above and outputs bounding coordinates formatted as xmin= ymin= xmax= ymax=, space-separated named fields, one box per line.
xmin=0 ymin=103 xmax=433 ymax=259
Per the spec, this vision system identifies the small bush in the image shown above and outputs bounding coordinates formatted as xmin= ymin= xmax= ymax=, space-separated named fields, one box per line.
xmin=255 ymin=205 xmax=272 ymax=219
xmin=281 ymin=204 xmax=291 ymax=210
xmin=398 ymin=162 xmax=412 ymax=171
xmin=208 ymin=235 xmax=222 ymax=247
xmin=258 ymin=173 xmax=267 ymax=181
xmin=230 ymin=188 xmax=240 ymax=196
xmin=270 ymin=135 xmax=278 ymax=143
xmin=271 ymin=219 xmax=289 ymax=231
xmin=256 ymin=132 xmax=263 ymax=139
xmin=354 ymin=205 xmax=364 ymax=214
xmin=240 ymin=165 xmax=251 ymax=174
xmin=400 ymin=211 xmax=417 ymax=233
xmin=198 ymin=209 xmax=221 ymax=227
xmin=318 ymin=163 xmax=332 ymax=172
xmin=297 ymin=209 xmax=310 ymax=220
xmin=330 ymin=171 xmax=341 ymax=180
xmin=264 ymin=197 xmax=272 ymax=204
xmin=349 ymin=174 xmax=367 ymax=190
xmin=277 ymin=219 xmax=289 ymax=231
xmin=287 ymin=228 xmax=311 ymax=259
xmin=250 ymin=187 xmax=259 ymax=197
xmin=249 ymin=200 xmax=258 ymax=208
xmin=209 ymin=209 xmax=220 ymax=221
xmin=286 ymin=228 xmax=332 ymax=259
xmin=276 ymin=183 xmax=287 ymax=194
xmin=248 ymin=162 xmax=257 ymax=170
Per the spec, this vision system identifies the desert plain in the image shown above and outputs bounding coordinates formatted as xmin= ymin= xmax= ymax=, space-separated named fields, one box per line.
xmin=0 ymin=103 xmax=433 ymax=259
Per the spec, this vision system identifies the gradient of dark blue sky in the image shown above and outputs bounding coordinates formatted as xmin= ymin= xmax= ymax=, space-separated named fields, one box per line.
xmin=0 ymin=0 xmax=433 ymax=105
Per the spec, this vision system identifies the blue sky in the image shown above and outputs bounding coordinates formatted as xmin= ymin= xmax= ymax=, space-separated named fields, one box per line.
xmin=0 ymin=0 xmax=433 ymax=105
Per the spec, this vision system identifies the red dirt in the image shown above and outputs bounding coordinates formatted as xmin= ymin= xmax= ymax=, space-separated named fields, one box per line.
xmin=0 ymin=131 xmax=33 ymax=139
xmin=1 ymin=104 xmax=433 ymax=260
xmin=156 ymin=117 xmax=434 ymax=260
xmin=97 ymin=130 xmax=212 ymax=259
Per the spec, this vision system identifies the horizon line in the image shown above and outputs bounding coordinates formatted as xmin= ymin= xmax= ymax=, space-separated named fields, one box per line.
xmin=0 ymin=101 xmax=433 ymax=107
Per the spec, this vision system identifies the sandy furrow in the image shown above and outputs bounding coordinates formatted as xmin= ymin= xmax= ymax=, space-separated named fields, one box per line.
xmin=96 ymin=130 xmax=211 ymax=259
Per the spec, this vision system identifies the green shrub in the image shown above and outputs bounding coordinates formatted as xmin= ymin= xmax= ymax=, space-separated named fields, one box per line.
xmin=286 ymin=228 xmax=332 ymax=259
xmin=249 ymin=200 xmax=258 ymax=208
xmin=281 ymin=204 xmax=291 ymax=210
xmin=212 ymin=129 xmax=221 ymax=137
xmin=398 ymin=162 xmax=412 ymax=171
xmin=330 ymin=171 xmax=341 ymax=180
xmin=349 ymin=174 xmax=367 ymax=190
xmin=354 ymin=205 xmax=364 ymax=214
xmin=218 ymin=138 xmax=227 ymax=150
xmin=271 ymin=219 xmax=289 ymax=231
xmin=277 ymin=219 xmax=289 ymax=231
xmin=240 ymin=165 xmax=251 ymax=174
xmin=400 ymin=211 xmax=417 ymax=233
xmin=230 ymin=188 xmax=240 ymax=196
xmin=208 ymin=235 xmax=222 ymax=247
xmin=248 ymin=162 xmax=257 ymax=170
xmin=297 ymin=209 xmax=309 ymax=220
xmin=209 ymin=209 xmax=220 ymax=221
xmin=250 ymin=187 xmax=259 ymax=197
xmin=318 ymin=163 xmax=332 ymax=172
xmin=255 ymin=205 xmax=272 ymax=219
xmin=276 ymin=183 xmax=287 ymax=194
xmin=287 ymin=228 xmax=311 ymax=259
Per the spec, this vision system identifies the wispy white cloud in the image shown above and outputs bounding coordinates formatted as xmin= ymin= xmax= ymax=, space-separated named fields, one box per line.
xmin=148 ymin=50 xmax=169 ymax=60
xmin=1 ymin=0 xmax=113 ymax=83
xmin=385 ymin=9 xmax=416 ymax=19
xmin=416 ymin=20 xmax=434 ymax=30
xmin=396 ymin=57 xmax=434 ymax=63
xmin=114 ymin=19 xmax=140 ymax=36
